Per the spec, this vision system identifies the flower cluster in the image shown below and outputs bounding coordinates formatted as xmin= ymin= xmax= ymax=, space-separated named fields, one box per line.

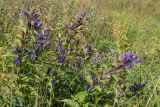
xmin=24 ymin=11 xmax=42 ymax=29
xmin=33 ymin=29 xmax=49 ymax=50
xmin=13 ymin=48 xmax=22 ymax=66
xmin=54 ymin=40 xmax=66 ymax=63
xmin=64 ymin=11 xmax=86 ymax=36
xmin=76 ymin=10 xmax=87 ymax=22
xmin=109 ymin=52 xmax=142 ymax=74
xmin=129 ymin=83 xmax=145 ymax=95
xmin=122 ymin=52 xmax=142 ymax=69
xmin=85 ymin=72 xmax=99 ymax=92
xmin=30 ymin=29 xmax=48 ymax=60
xmin=119 ymin=83 xmax=146 ymax=96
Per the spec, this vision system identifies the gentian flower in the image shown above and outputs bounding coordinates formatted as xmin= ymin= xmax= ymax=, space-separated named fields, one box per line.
xmin=13 ymin=57 xmax=21 ymax=66
xmin=34 ymin=20 xmax=42 ymax=28
xmin=24 ymin=11 xmax=42 ymax=29
xmin=24 ymin=11 xmax=29 ymax=17
xmin=53 ymin=47 xmax=58 ymax=52
xmin=85 ymin=84 xmax=89 ymax=92
xmin=115 ymin=53 xmax=119 ymax=59
xmin=33 ymin=44 xmax=41 ymax=51
xmin=30 ymin=54 xmax=37 ymax=60
xmin=58 ymin=46 xmax=63 ymax=54
xmin=77 ymin=10 xmax=86 ymax=21
xmin=134 ymin=83 xmax=145 ymax=90
xmin=121 ymin=53 xmax=141 ymax=69
xmin=41 ymin=40 xmax=47 ymax=46
xmin=119 ymin=89 xmax=124 ymax=94
xmin=129 ymin=83 xmax=145 ymax=96
xmin=91 ymin=73 xmax=98 ymax=83
xmin=60 ymin=56 xmax=65 ymax=63
xmin=39 ymin=29 xmax=46 ymax=38
xmin=135 ymin=58 xmax=142 ymax=63
xmin=125 ymin=63 xmax=132 ymax=69
xmin=122 ymin=54 xmax=128 ymax=64
xmin=33 ymin=12 xmax=40 ymax=19
xmin=12 ymin=48 xmax=22 ymax=55
xmin=82 ymin=10 xmax=86 ymax=17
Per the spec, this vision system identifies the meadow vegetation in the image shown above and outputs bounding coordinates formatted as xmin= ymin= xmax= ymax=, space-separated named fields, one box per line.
xmin=0 ymin=0 xmax=160 ymax=106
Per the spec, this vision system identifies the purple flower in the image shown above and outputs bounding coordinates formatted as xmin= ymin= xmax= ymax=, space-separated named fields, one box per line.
xmin=77 ymin=11 xmax=87 ymax=21
xmin=30 ymin=54 xmax=37 ymax=60
xmin=129 ymin=83 xmax=145 ymax=95
xmin=135 ymin=83 xmax=145 ymax=90
xmin=41 ymin=40 xmax=47 ymax=46
xmin=51 ymin=79 xmax=55 ymax=85
xmin=67 ymin=22 xmax=73 ymax=27
xmin=127 ymin=52 xmax=133 ymax=58
xmin=24 ymin=11 xmax=29 ymax=17
xmin=33 ymin=44 xmax=41 ymax=51
xmin=119 ymin=89 xmax=124 ymax=94
xmin=122 ymin=54 xmax=128 ymax=64
xmin=85 ymin=84 xmax=89 ymax=92
xmin=13 ymin=57 xmax=21 ymax=65
xmin=53 ymin=47 xmax=58 ymax=52
xmin=91 ymin=73 xmax=98 ymax=83
xmin=72 ymin=23 xmax=77 ymax=28
xmin=12 ymin=48 xmax=22 ymax=55
xmin=82 ymin=10 xmax=86 ymax=17
xmin=125 ymin=63 xmax=132 ymax=69
xmin=121 ymin=53 xmax=142 ymax=69
xmin=58 ymin=46 xmax=63 ymax=54
xmin=91 ymin=73 xmax=95 ymax=81
xmin=132 ymin=55 xmax=137 ymax=60
xmin=28 ymin=20 xmax=32 ymax=28
xmin=39 ymin=29 xmax=46 ymax=38
xmin=115 ymin=53 xmax=119 ymax=59
xmin=34 ymin=20 xmax=42 ymax=28
xmin=33 ymin=12 xmax=40 ymax=19
xmin=64 ymin=22 xmax=73 ymax=28
xmin=60 ymin=56 xmax=65 ymax=63
xmin=134 ymin=58 xmax=142 ymax=63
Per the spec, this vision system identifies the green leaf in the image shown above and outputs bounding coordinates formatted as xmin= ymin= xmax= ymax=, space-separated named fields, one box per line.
xmin=86 ymin=76 xmax=92 ymax=84
xmin=83 ymin=103 xmax=89 ymax=107
xmin=94 ymin=85 xmax=102 ymax=92
xmin=73 ymin=91 xmax=88 ymax=103
xmin=15 ymin=35 xmax=22 ymax=46
xmin=60 ymin=99 xmax=79 ymax=107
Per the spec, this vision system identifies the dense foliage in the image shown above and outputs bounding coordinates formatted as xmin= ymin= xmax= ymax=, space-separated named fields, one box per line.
xmin=0 ymin=0 xmax=160 ymax=107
